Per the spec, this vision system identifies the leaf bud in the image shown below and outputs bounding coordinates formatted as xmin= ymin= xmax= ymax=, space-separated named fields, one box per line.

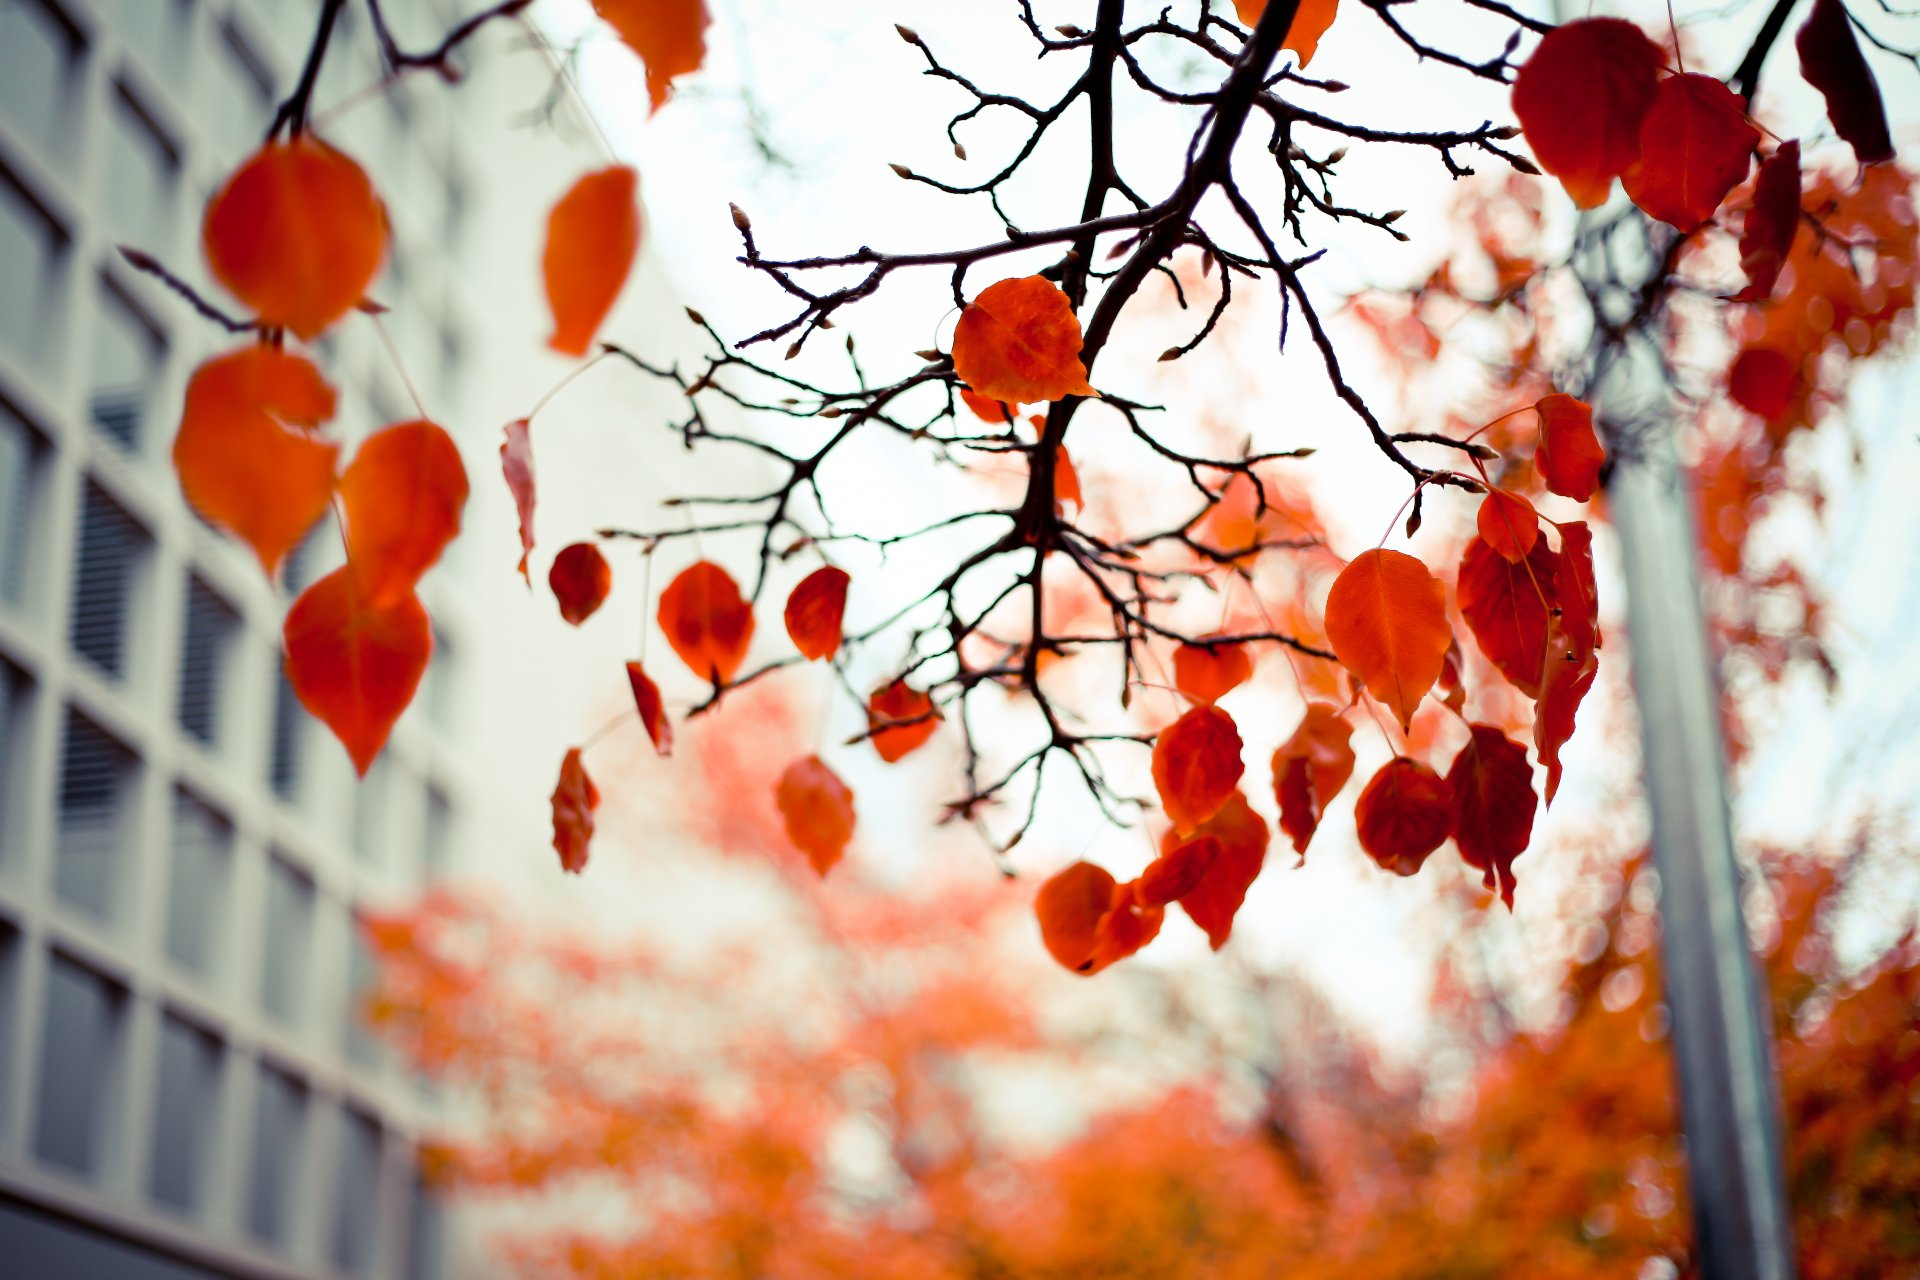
xmin=1056 ymin=23 xmax=1086 ymax=36
xmin=954 ymin=142 xmax=968 ymax=160
xmin=729 ymin=202 xmax=751 ymax=231
xmin=1382 ymin=209 xmax=1407 ymax=224
xmin=890 ymin=163 xmax=913 ymax=179
xmin=1159 ymin=347 xmax=1182 ymax=362
xmin=895 ymin=24 xmax=920 ymax=43
xmin=685 ymin=307 xmax=706 ymax=326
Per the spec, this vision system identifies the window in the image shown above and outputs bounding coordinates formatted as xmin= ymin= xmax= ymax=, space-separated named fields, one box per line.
xmin=87 ymin=282 xmax=168 ymax=456
xmin=102 ymin=88 xmax=179 ymax=250
xmin=0 ymin=921 xmax=19 ymax=1146
xmin=343 ymin=917 xmax=380 ymax=1070
xmin=55 ymin=710 xmax=136 ymax=925
xmin=247 ymin=1064 xmax=307 ymax=1249
xmin=0 ymin=0 xmax=84 ymax=164
xmin=423 ymin=623 xmax=457 ymax=735
xmin=260 ymin=855 xmax=314 ymax=1028
xmin=149 ymin=1013 xmax=223 ymax=1217
xmin=164 ymin=791 xmax=231 ymax=982
xmin=108 ymin=0 xmax=193 ymax=75
xmin=33 ymin=955 xmax=124 ymax=1178
xmin=407 ymin=1167 xmax=445 ymax=1280
xmin=332 ymin=1109 xmax=384 ymax=1273
xmin=176 ymin=575 xmax=238 ymax=749
xmin=0 ymin=398 xmax=43 ymax=608
xmin=269 ymin=662 xmax=307 ymax=802
xmin=205 ymin=25 xmax=275 ymax=168
xmin=352 ymin=753 xmax=390 ymax=870
xmin=423 ymin=784 xmax=452 ymax=882
xmin=0 ymin=659 xmax=29 ymax=874
xmin=0 ymin=168 xmax=69 ymax=363
xmin=70 ymin=483 xmax=147 ymax=682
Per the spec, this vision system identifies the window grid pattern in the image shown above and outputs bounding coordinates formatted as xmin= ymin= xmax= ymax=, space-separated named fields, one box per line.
xmin=0 ymin=2 xmax=478 ymax=1277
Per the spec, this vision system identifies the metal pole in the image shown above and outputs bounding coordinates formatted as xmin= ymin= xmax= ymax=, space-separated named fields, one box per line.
xmin=1598 ymin=329 xmax=1798 ymax=1280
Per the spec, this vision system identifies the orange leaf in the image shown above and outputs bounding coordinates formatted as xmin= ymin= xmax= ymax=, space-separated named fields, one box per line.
xmin=1737 ymin=142 xmax=1802 ymax=303
xmin=1446 ymin=724 xmax=1538 ymax=909
xmin=1512 ymin=18 xmax=1662 ymax=208
xmin=1535 ymin=632 xmax=1597 ymax=807
xmin=284 ymin=566 xmax=431 ymax=776
xmin=595 ymin=0 xmax=710 ymax=111
xmin=1234 ymin=0 xmax=1341 ymax=66
xmin=544 ymin=165 xmax=641 ymax=357
xmin=951 ymin=276 xmax=1098 ymax=404
xmin=960 ymin=388 xmax=1018 ymax=424
xmin=1272 ymin=702 xmax=1355 ymax=857
xmin=1437 ymin=637 xmax=1468 ymax=715
xmin=625 ymin=661 xmax=672 ymax=756
xmin=658 ymin=561 xmax=755 ymax=684
xmin=549 ymin=543 xmax=612 ymax=626
xmin=1036 ymin=861 xmax=1118 ymax=973
xmin=1621 ymin=73 xmax=1759 ymax=232
xmin=202 ymin=139 xmax=385 ymax=339
xmin=868 ymin=680 xmax=940 ymax=763
xmin=500 ymin=418 xmax=537 ymax=583
xmin=1797 ymin=0 xmax=1894 ymax=165
xmin=1476 ymin=489 xmax=1540 ymax=563
xmin=1168 ymin=792 xmax=1269 ymax=950
xmin=1053 ymin=445 xmax=1083 ymax=514
xmin=1553 ymin=520 xmax=1599 ymax=660
xmin=1729 ymin=345 xmax=1796 ymax=423
xmin=1323 ymin=548 xmax=1452 ymax=732
xmin=1152 ymin=705 xmax=1246 ymax=831
xmin=784 ymin=566 xmax=849 ymax=661
xmin=1172 ymin=638 xmax=1253 ymax=705
xmin=1535 ymin=393 xmax=1604 ymax=501
xmin=1136 ymin=835 xmax=1220 ymax=908
xmin=1354 ymin=757 xmax=1452 ymax=877
xmin=1089 ymin=890 xmax=1164 ymax=973
xmin=1457 ymin=534 xmax=1559 ymax=698
xmin=775 ymin=754 xmax=856 ymax=877
xmin=338 ymin=419 xmax=468 ymax=605
xmin=550 ymin=747 xmax=600 ymax=875
xmin=174 ymin=346 xmax=338 ymax=576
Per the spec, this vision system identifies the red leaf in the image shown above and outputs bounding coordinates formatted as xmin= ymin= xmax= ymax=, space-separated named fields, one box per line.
xmin=1152 ymin=704 xmax=1246 ymax=831
xmin=960 ymin=388 xmax=1018 ymax=424
xmin=1622 ymin=73 xmax=1759 ymax=232
xmin=1136 ymin=835 xmax=1220 ymax=907
xmin=1737 ymin=142 xmax=1802 ymax=303
xmin=500 ymin=418 xmax=536 ymax=584
xmin=595 ymin=0 xmax=710 ymax=111
xmin=868 ymin=680 xmax=940 ymax=763
xmin=1272 ymin=702 xmax=1356 ymax=857
xmin=202 ymin=139 xmax=385 ymax=339
xmin=784 ymin=566 xmax=849 ymax=661
xmin=625 ymin=661 xmax=672 ymax=756
xmin=1089 ymin=891 xmax=1164 ymax=973
xmin=658 ymin=561 xmax=755 ymax=684
xmin=1167 ymin=792 xmax=1269 ymax=950
xmin=1354 ymin=757 xmax=1452 ymax=877
xmin=1797 ymin=0 xmax=1895 ymax=165
xmin=951 ymin=276 xmax=1098 ymax=404
xmin=1446 ymin=724 xmax=1538 ymax=909
xmin=1036 ymin=861 xmax=1118 ymax=973
xmin=338 ymin=420 xmax=469 ymax=605
xmin=775 ymin=754 xmax=856 ymax=877
xmin=1477 ymin=489 xmax=1540 ymax=563
xmin=1535 ymin=393 xmax=1604 ymax=501
xmin=1512 ymin=18 xmax=1663 ymax=208
xmin=1535 ymin=633 xmax=1597 ymax=807
xmin=544 ymin=166 xmax=641 ymax=357
xmin=1457 ymin=534 xmax=1559 ymax=699
xmin=1729 ymin=345 xmax=1797 ymax=423
xmin=284 ymin=566 xmax=431 ymax=776
xmin=1053 ymin=445 xmax=1083 ymax=514
xmin=1437 ymin=638 xmax=1468 ymax=715
xmin=550 ymin=747 xmax=600 ymax=875
xmin=174 ymin=346 xmax=338 ymax=577
xmin=1323 ymin=548 xmax=1453 ymax=732
xmin=549 ymin=543 xmax=612 ymax=626
xmin=1172 ymin=638 xmax=1254 ymax=705
xmin=1553 ymin=520 xmax=1599 ymax=659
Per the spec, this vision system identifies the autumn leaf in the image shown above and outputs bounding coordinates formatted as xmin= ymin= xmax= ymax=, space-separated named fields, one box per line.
xmin=960 ymin=388 xmax=1018 ymax=424
xmin=1354 ymin=757 xmax=1452 ymax=877
xmin=1446 ymin=724 xmax=1538 ymax=909
xmin=338 ymin=419 xmax=469 ymax=605
xmin=1477 ymin=489 xmax=1540 ymax=563
xmin=1535 ymin=633 xmax=1597 ymax=807
xmin=1534 ymin=393 xmax=1604 ymax=501
xmin=1621 ymin=73 xmax=1759 ymax=232
xmin=951 ymin=276 xmax=1098 ymax=404
xmin=1553 ymin=520 xmax=1599 ymax=660
xmin=1729 ymin=345 xmax=1797 ymax=423
xmin=202 ymin=139 xmax=385 ymax=339
xmin=549 ymin=543 xmax=612 ymax=626
xmin=1168 ymin=792 xmax=1269 ymax=950
xmin=500 ymin=418 xmax=537 ymax=584
xmin=544 ymin=165 xmax=641 ymax=357
xmin=658 ymin=561 xmax=755 ymax=684
xmin=595 ymin=0 xmax=710 ymax=112
xmin=1324 ymin=548 xmax=1453 ymax=732
xmin=1135 ymin=835 xmax=1220 ymax=908
xmin=1737 ymin=142 xmax=1802 ymax=303
xmin=1089 ymin=892 xmax=1164 ymax=973
xmin=1172 ymin=638 xmax=1253 ymax=705
xmin=1233 ymin=0 xmax=1341 ymax=67
xmin=775 ymin=755 xmax=857 ymax=877
xmin=1797 ymin=0 xmax=1895 ymax=165
xmin=1036 ymin=861 xmax=1118 ymax=973
xmin=550 ymin=747 xmax=599 ymax=875
xmin=1053 ymin=446 xmax=1083 ymax=514
xmin=868 ymin=680 xmax=940 ymax=763
xmin=1437 ymin=638 xmax=1467 ymax=715
xmin=174 ymin=346 xmax=339 ymax=577
xmin=1512 ymin=18 xmax=1663 ymax=208
xmin=284 ymin=566 xmax=431 ymax=776
xmin=1152 ymin=704 xmax=1246 ymax=831
xmin=1272 ymin=702 xmax=1356 ymax=858
xmin=625 ymin=661 xmax=672 ymax=756
xmin=784 ymin=566 xmax=850 ymax=661
xmin=1457 ymin=534 xmax=1559 ymax=699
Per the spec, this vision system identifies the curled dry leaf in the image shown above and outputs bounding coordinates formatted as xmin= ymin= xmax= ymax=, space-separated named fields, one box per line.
xmin=1512 ymin=18 xmax=1662 ymax=208
xmin=550 ymin=747 xmax=600 ymax=875
xmin=544 ymin=165 xmax=641 ymax=357
xmin=1167 ymin=791 xmax=1269 ymax=950
xmin=500 ymin=419 xmax=537 ymax=583
xmin=1738 ymin=142 xmax=1802 ymax=304
xmin=202 ymin=139 xmax=385 ymax=339
xmin=784 ymin=566 xmax=850 ymax=661
xmin=1797 ymin=0 xmax=1895 ymax=166
xmin=1477 ymin=489 xmax=1540 ymax=563
xmin=1323 ymin=548 xmax=1453 ymax=732
xmin=868 ymin=680 xmax=940 ymax=762
xmin=338 ymin=419 xmax=469 ymax=605
xmin=1534 ymin=393 xmax=1604 ymax=501
xmin=1446 ymin=724 xmax=1538 ymax=909
xmin=1354 ymin=757 xmax=1452 ymax=877
xmin=1135 ymin=835 xmax=1220 ymax=908
xmin=1457 ymin=534 xmax=1559 ymax=699
xmin=1272 ymin=702 xmax=1356 ymax=857
xmin=775 ymin=754 xmax=856 ymax=877
xmin=625 ymin=661 xmax=672 ymax=756
xmin=174 ymin=346 xmax=338 ymax=577
xmin=658 ymin=560 xmax=755 ymax=684
xmin=1152 ymin=704 xmax=1246 ymax=831
xmin=595 ymin=0 xmax=710 ymax=112
xmin=951 ymin=276 xmax=1098 ymax=404
xmin=284 ymin=566 xmax=431 ymax=776
xmin=549 ymin=543 xmax=613 ymax=626
xmin=1621 ymin=73 xmax=1759 ymax=232
xmin=1172 ymin=638 xmax=1253 ymax=705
